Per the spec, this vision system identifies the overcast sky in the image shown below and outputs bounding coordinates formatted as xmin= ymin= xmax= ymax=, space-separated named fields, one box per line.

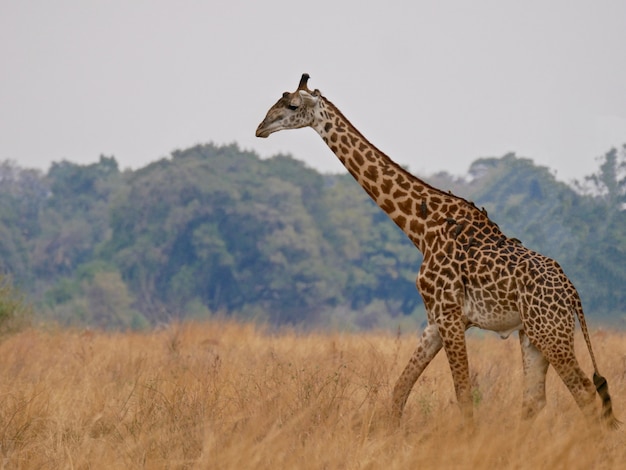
xmin=2 ymin=1 xmax=625 ymax=184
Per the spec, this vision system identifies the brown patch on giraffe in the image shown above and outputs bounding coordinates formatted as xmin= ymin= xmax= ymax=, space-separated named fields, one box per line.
xmin=347 ymin=158 xmax=361 ymax=175
xmin=380 ymin=178 xmax=394 ymax=194
xmin=396 ymin=174 xmax=412 ymax=190
xmin=364 ymin=165 xmax=378 ymax=182
xmin=423 ymin=231 xmax=436 ymax=245
xmin=409 ymin=219 xmax=424 ymax=235
xmin=397 ymin=198 xmax=413 ymax=215
xmin=381 ymin=199 xmax=396 ymax=213
xmin=448 ymin=203 xmax=460 ymax=213
xmin=353 ymin=151 xmax=365 ymax=166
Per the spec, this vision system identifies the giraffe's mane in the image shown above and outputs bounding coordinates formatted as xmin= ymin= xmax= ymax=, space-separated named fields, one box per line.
xmin=320 ymin=95 xmax=499 ymax=229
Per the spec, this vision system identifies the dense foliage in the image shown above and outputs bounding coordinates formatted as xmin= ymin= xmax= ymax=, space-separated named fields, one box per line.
xmin=1 ymin=143 xmax=625 ymax=329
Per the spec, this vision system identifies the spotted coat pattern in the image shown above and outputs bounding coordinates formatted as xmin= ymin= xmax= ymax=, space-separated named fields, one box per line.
xmin=256 ymin=74 xmax=618 ymax=427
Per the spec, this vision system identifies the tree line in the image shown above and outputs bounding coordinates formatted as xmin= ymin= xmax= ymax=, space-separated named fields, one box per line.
xmin=1 ymin=143 xmax=625 ymax=329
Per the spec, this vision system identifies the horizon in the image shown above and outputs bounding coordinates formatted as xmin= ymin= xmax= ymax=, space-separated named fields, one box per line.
xmin=2 ymin=1 xmax=625 ymax=184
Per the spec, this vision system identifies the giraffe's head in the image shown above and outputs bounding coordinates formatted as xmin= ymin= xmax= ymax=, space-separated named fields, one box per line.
xmin=256 ymin=73 xmax=321 ymax=138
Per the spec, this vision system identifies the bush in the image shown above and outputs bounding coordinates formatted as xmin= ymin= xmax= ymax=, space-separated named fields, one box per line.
xmin=0 ymin=275 xmax=31 ymax=336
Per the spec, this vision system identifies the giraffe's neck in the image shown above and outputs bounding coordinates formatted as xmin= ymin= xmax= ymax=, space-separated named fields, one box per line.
xmin=311 ymin=96 xmax=493 ymax=253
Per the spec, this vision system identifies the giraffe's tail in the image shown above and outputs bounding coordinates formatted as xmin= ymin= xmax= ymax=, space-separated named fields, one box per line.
xmin=572 ymin=298 xmax=621 ymax=429
xmin=593 ymin=373 xmax=621 ymax=429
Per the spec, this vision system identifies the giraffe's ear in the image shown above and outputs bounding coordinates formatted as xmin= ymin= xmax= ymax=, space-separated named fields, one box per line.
xmin=298 ymin=89 xmax=318 ymax=107
xmin=288 ymin=93 xmax=303 ymax=109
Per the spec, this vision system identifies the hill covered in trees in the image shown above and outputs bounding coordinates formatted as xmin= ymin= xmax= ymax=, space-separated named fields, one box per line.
xmin=1 ymin=143 xmax=625 ymax=329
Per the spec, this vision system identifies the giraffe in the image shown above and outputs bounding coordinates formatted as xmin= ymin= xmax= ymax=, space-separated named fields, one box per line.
xmin=255 ymin=73 xmax=619 ymax=428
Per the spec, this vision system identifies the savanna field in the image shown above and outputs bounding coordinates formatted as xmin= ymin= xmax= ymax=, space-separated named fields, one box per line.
xmin=0 ymin=321 xmax=625 ymax=469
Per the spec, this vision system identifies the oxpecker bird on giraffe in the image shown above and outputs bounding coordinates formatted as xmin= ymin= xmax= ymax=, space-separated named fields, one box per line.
xmin=255 ymin=73 xmax=620 ymax=429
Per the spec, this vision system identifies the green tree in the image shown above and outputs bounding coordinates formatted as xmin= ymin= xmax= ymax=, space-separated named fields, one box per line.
xmin=579 ymin=145 xmax=626 ymax=209
xmin=105 ymin=144 xmax=342 ymax=324
xmin=33 ymin=156 xmax=122 ymax=277
xmin=3 ymin=142 xmax=626 ymax=329
xmin=0 ymin=161 xmax=47 ymax=284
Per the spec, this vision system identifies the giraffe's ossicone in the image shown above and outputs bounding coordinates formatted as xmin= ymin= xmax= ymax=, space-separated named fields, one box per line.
xmin=256 ymin=74 xmax=620 ymax=429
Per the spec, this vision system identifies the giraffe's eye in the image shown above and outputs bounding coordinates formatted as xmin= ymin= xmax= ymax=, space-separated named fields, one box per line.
xmin=287 ymin=104 xmax=299 ymax=111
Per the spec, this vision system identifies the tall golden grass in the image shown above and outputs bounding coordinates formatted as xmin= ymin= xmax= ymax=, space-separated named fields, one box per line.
xmin=0 ymin=321 xmax=624 ymax=469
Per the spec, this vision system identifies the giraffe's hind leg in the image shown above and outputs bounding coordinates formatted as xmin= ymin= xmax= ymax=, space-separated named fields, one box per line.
xmin=550 ymin=358 xmax=596 ymax=415
xmin=392 ymin=324 xmax=443 ymax=421
xmin=519 ymin=330 xmax=550 ymax=420
xmin=524 ymin=324 xmax=596 ymax=418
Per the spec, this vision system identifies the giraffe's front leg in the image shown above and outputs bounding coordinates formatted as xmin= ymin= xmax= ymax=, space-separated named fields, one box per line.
xmin=519 ymin=330 xmax=549 ymax=420
xmin=437 ymin=313 xmax=473 ymax=424
xmin=391 ymin=324 xmax=442 ymax=422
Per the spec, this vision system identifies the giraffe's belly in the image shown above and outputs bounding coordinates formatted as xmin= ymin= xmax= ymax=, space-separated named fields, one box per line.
xmin=463 ymin=287 xmax=523 ymax=339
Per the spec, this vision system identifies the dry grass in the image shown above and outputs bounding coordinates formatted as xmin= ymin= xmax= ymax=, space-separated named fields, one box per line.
xmin=0 ymin=321 xmax=624 ymax=469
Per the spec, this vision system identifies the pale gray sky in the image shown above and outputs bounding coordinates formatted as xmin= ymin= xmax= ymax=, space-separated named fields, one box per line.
xmin=2 ymin=0 xmax=625 ymax=183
